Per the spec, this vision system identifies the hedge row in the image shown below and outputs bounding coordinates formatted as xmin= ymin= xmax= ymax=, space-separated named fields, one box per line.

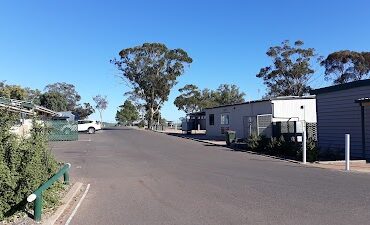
xmin=245 ymin=134 xmax=318 ymax=162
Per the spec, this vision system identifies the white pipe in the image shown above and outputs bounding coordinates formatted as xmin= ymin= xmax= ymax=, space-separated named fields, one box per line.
xmin=345 ymin=134 xmax=350 ymax=171
xmin=302 ymin=121 xmax=307 ymax=164
xmin=27 ymin=193 xmax=37 ymax=203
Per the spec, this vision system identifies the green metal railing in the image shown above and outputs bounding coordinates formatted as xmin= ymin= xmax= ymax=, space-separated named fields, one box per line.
xmin=27 ymin=163 xmax=71 ymax=222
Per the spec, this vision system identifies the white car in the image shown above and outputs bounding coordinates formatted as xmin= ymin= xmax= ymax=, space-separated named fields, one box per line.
xmin=78 ymin=120 xmax=101 ymax=134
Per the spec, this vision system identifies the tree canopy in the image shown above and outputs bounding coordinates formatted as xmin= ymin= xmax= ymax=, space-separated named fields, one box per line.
xmin=321 ymin=50 xmax=370 ymax=84
xmin=111 ymin=42 xmax=192 ymax=128
xmin=257 ymin=40 xmax=320 ymax=97
xmin=44 ymin=82 xmax=81 ymax=111
xmin=173 ymin=84 xmax=202 ymax=113
xmin=213 ymin=84 xmax=245 ymax=106
xmin=0 ymin=82 xmax=29 ymax=100
xmin=116 ymin=100 xmax=139 ymax=125
xmin=174 ymin=84 xmax=245 ymax=113
xmin=39 ymin=92 xmax=68 ymax=112
xmin=73 ymin=103 xmax=95 ymax=119
xmin=0 ymin=81 xmax=94 ymax=118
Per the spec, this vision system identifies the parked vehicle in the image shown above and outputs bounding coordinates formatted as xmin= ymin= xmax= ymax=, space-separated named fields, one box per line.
xmin=78 ymin=120 xmax=101 ymax=134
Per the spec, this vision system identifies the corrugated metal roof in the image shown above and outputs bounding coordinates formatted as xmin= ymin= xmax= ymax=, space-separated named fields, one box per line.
xmin=0 ymin=97 xmax=57 ymax=116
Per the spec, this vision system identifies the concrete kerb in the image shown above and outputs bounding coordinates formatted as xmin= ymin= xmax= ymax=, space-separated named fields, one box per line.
xmin=42 ymin=182 xmax=83 ymax=225
xmin=307 ymin=163 xmax=370 ymax=174
xmin=149 ymin=129 xmax=303 ymax=164
xmin=316 ymin=160 xmax=367 ymax=165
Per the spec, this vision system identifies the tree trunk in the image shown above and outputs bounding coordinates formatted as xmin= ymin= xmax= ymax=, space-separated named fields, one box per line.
xmin=148 ymin=89 xmax=155 ymax=130
xmin=148 ymin=107 xmax=154 ymax=130
xmin=99 ymin=110 xmax=103 ymax=124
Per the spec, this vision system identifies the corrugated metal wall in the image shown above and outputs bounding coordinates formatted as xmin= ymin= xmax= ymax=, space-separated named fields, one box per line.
xmin=316 ymin=86 xmax=370 ymax=158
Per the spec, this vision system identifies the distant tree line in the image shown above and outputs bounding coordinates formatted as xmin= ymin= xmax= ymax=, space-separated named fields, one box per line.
xmin=174 ymin=84 xmax=245 ymax=114
xmin=111 ymin=41 xmax=370 ymax=128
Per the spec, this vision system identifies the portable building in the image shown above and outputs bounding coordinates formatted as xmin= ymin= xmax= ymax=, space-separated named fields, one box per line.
xmin=204 ymin=96 xmax=317 ymax=139
xmin=311 ymin=79 xmax=370 ymax=159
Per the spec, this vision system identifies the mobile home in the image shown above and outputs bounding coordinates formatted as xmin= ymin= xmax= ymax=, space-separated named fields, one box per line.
xmin=311 ymin=79 xmax=370 ymax=159
xmin=204 ymin=96 xmax=317 ymax=139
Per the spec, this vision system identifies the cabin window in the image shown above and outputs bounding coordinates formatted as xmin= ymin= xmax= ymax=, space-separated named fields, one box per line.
xmin=209 ymin=114 xmax=214 ymax=125
xmin=221 ymin=114 xmax=229 ymax=125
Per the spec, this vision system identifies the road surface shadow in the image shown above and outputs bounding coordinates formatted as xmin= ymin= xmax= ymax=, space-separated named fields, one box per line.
xmin=102 ymin=127 xmax=137 ymax=131
xmin=166 ymin=132 xmax=224 ymax=141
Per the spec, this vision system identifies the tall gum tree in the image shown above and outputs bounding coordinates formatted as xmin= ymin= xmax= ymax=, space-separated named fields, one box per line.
xmin=256 ymin=40 xmax=321 ymax=97
xmin=111 ymin=43 xmax=192 ymax=129
xmin=321 ymin=50 xmax=370 ymax=84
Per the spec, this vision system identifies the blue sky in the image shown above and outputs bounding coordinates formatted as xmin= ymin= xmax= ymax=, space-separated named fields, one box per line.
xmin=1 ymin=0 xmax=370 ymax=122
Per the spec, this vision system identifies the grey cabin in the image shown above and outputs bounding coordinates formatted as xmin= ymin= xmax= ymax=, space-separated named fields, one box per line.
xmin=203 ymin=96 xmax=317 ymax=140
xmin=311 ymin=79 xmax=370 ymax=159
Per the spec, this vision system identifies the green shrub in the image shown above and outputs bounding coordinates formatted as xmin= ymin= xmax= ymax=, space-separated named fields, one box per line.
xmin=266 ymin=136 xmax=283 ymax=155
xmin=246 ymin=134 xmax=317 ymax=161
xmin=0 ymin=110 xmax=61 ymax=221
xmin=246 ymin=133 xmax=261 ymax=151
xmin=297 ymin=138 xmax=319 ymax=162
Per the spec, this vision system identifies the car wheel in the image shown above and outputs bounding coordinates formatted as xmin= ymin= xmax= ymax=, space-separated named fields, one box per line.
xmin=87 ymin=127 xmax=95 ymax=134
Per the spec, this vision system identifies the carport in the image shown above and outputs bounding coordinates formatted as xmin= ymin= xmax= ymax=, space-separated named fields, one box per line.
xmin=355 ymin=98 xmax=370 ymax=158
xmin=182 ymin=111 xmax=206 ymax=133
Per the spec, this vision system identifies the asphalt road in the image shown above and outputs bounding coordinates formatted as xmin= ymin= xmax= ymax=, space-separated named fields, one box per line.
xmin=52 ymin=128 xmax=370 ymax=225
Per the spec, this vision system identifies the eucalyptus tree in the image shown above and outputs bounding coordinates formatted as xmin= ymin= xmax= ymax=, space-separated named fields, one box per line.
xmin=257 ymin=40 xmax=321 ymax=97
xmin=321 ymin=50 xmax=370 ymax=84
xmin=93 ymin=95 xmax=108 ymax=123
xmin=111 ymin=43 xmax=192 ymax=129
xmin=174 ymin=84 xmax=245 ymax=113
xmin=44 ymin=82 xmax=81 ymax=110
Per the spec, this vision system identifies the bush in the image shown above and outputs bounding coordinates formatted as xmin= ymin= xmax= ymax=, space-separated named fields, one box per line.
xmin=246 ymin=134 xmax=261 ymax=151
xmin=297 ymin=138 xmax=319 ymax=162
xmin=266 ymin=136 xmax=285 ymax=155
xmin=246 ymin=134 xmax=318 ymax=161
xmin=306 ymin=139 xmax=319 ymax=162
xmin=0 ymin=110 xmax=61 ymax=221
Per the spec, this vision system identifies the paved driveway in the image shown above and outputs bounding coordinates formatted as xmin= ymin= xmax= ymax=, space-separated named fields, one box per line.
xmin=52 ymin=127 xmax=370 ymax=225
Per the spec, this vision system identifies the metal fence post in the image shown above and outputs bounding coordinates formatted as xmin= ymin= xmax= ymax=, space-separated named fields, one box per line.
xmin=345 ymin=134 xmax=350 ymax=171
xmin=34 ymin=193 xmax=42 ymax=222
xmin=64 ymin=171 xmax=70 ymax=185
